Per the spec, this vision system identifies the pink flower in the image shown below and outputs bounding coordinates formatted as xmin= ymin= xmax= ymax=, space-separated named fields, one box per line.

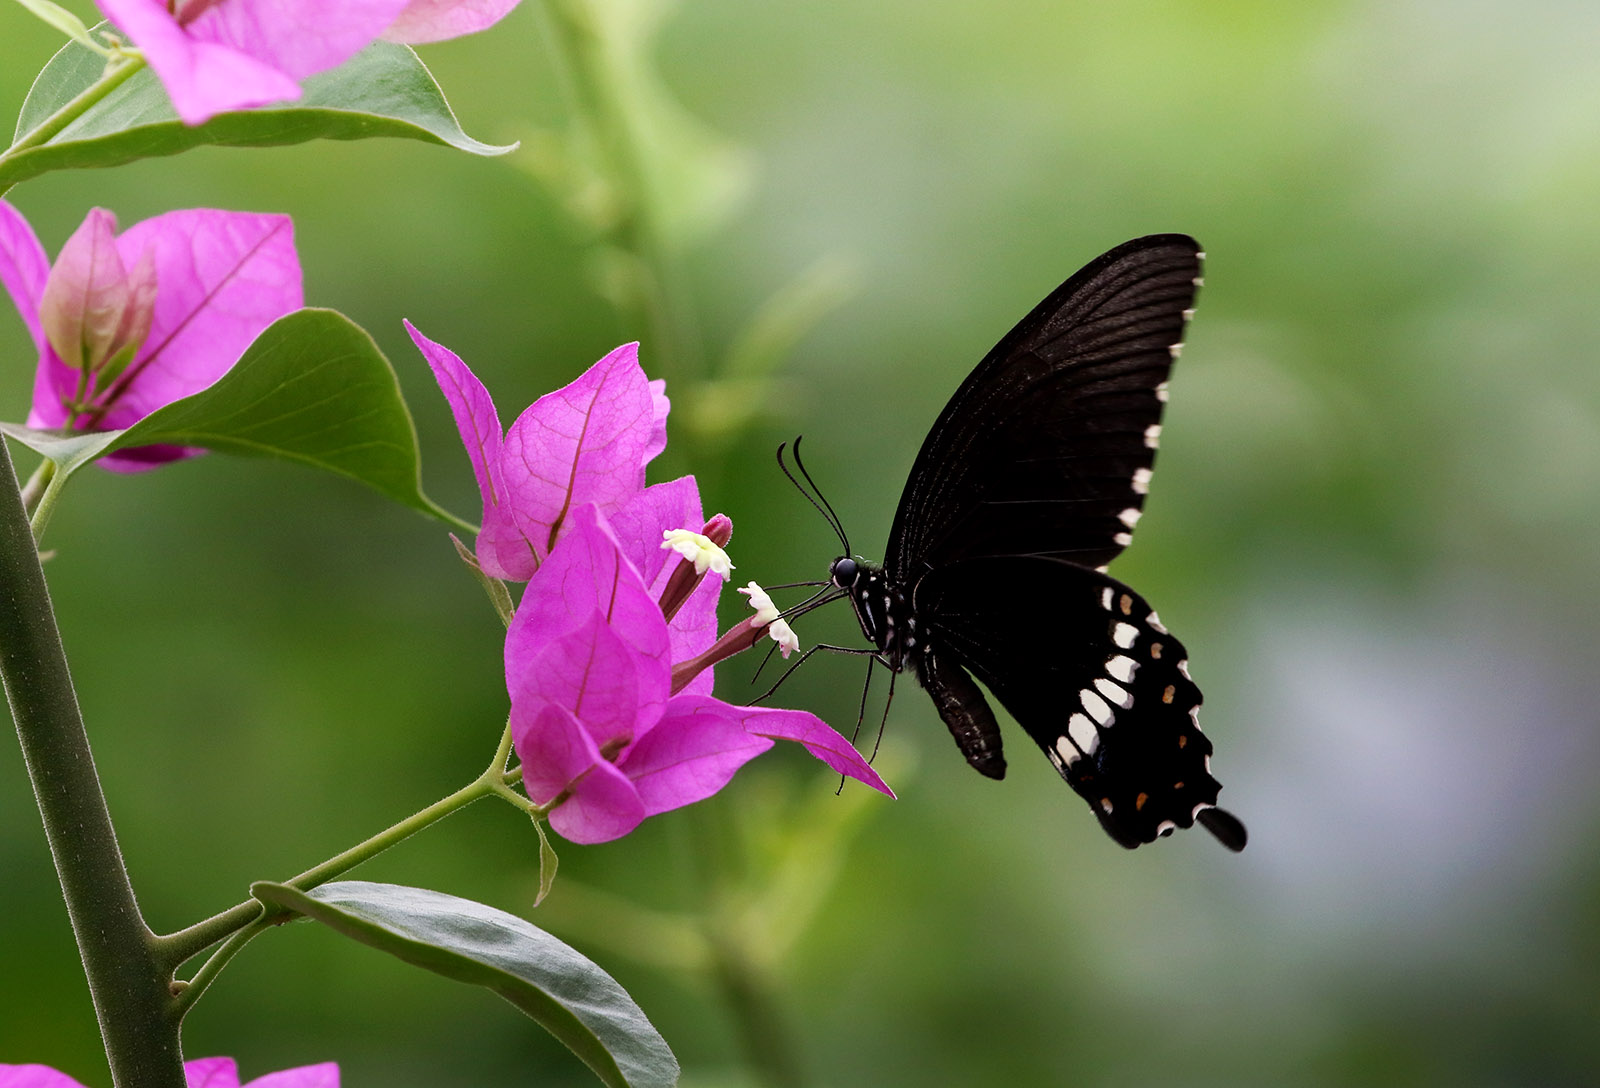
xmin=511 ymin=502 xmax=893 ymax=845
xmin=0 ymin=1057 xmax=337 ymax=1088
xmin=407 ymin=323 xmax=669 ymax=581
xmin=382 ymin=0 xmax=522 ymax=44
xmin=416 ymin=334 xmax=893 ymax=841
xmin=95 ymin=0 xmax=522 ymax=125
xmin=0 ymin=200 xmax=301 ymax=471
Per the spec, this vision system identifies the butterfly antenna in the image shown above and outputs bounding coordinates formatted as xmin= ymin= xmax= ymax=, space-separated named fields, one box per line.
xmin=792 ymin=435 xmax=850 ymax=554
xmin=777 ymin=439 xmax=849 ymax=554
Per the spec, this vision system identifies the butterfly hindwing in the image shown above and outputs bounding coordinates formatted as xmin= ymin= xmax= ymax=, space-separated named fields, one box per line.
xmin=887 ymin=235 xmax=1202 ymax=581
xmin=911 ymin=555 xmax=1238 ymax=850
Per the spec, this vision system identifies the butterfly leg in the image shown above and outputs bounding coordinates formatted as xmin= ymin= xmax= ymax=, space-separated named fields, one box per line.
xmin=749 ymin=642 xmax=888 ymax=705
xmin=916 ymin=650 xmax=1006 ymax=779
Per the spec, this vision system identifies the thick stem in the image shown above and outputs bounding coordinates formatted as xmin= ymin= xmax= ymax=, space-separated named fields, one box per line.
xmin=0 ymin=439 xmax=184 ymax=1085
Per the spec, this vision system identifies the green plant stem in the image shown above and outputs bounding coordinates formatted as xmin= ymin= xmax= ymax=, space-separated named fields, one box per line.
xmin=0 ymin=51 xmax=145 ymax=200
xmin=705 ymin=922 xmax=807 ymax=1088
xmin=29 ymin=457 xmax=69 ymax=539
xmin=0 ymin=438 xmax=185 ymax=1086
xmin=536 ymin=0 xmax=706 ymax=391
xmin=684 ymin=803 xmax=809 ymax=1088
xmin=160 ymin=722 xmax=526 ymax=1013
xmin=19 ymin=458 xmax=52 ymax=511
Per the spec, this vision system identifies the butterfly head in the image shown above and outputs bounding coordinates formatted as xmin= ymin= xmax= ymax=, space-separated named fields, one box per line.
xmin=829 ymin=556 xmax=860 ymax=589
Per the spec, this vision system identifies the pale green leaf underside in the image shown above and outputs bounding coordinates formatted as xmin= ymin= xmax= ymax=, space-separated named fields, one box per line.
xmin=253 ymin=881 xmax=680 ymax=1088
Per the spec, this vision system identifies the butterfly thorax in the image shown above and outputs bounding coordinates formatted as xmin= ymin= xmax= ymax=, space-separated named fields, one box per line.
xmin=829 ymin=556 xmax=920 ymax=671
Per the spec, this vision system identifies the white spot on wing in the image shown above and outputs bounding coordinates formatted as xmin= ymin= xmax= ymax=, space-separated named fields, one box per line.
xmin=1132 ymin=467 xmax=1152 ymax=494
xmin=1100 ymin=587 xmax=1114 ymax=610
xmin=1112 ymin=623 xmax=1138 ymax=648
xmin=1181 ymin=307 xmax=1195 ymax=322
xmin=1169 ymin=342 xmax=1183 ymax=359
xmin=1144 ymin=424 xmax=1162 ymax=449
xmin=1113 ymin=531 xmax=1133 ymax=546
xmin=1106 ymin=656 xmax=1138 ymax=683
xmin=1177 ymin=659 xmax=1192 ymax=679
xmin=1095 ymin=677 xmax=1132 ymax=708
xmin=1080 ymin=689 xmax=1114 ymax=725
xmin=1068 ymin=714 xmax=1099 ymax=756
xmin=1156 ymin=381 xmax=1170 ymax=403
xmin=1054 ymin=736 xmax=1080 ymax=766
xmin=1147 ymin=611 xmax=1167 ymax=633
xmin=1157 ymin=819 xmax=1177 ymax=836
xmin=1119 ymin=507 xmax=1142 ymax=528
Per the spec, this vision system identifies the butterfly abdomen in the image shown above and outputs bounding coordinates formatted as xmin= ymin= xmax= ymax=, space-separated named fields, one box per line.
xmin=916 ymin=648 xmax=1006 ymax=779
xmin=839 ymin=557 xmax=1011 ymax=778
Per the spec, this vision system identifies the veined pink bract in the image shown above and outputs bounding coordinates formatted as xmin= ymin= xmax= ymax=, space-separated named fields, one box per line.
xmin=94 ymin=0 xmax=523 ymax=125
xmin=0 ymin=201 xmax=301 ymax=471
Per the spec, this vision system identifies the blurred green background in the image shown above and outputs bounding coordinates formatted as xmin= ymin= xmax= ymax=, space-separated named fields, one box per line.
xmin=4 ymin=1 xmax=1599 ymax=1085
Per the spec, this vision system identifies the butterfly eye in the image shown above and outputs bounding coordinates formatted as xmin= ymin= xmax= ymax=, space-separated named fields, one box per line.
xmin=830 ymin=557 xmax=859 ymax=587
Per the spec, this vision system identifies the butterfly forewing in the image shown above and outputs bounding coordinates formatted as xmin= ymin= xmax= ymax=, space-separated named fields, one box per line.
xmin=887 ymin=235 xmax=1202 ymax=581
xmin=912 ymin=556 xmax=1235 ymax=849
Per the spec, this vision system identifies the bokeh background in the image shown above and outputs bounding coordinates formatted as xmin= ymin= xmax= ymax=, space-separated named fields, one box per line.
xmin=4 ymin=1 xmax=1599 ymax=1085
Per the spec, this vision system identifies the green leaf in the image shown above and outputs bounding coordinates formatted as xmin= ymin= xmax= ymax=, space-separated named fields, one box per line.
xmin=0 ymin=425 xmax=119 ymax=473
xmin=252 ymin=880 xmax=680 ymax=1088
xmin=2 ymin=37 xmax=512 ymax=188
xmin=0 ymin=308 xmax=471 ymax=529
xmin=12 ymin=0 xmax=99 ymax=51
xmin=533 ymin=816 xmax=560 ymax=908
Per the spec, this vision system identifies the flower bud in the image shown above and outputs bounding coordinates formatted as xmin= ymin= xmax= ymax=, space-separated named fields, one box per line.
xmin=39 ymin=210 xmax=157 ymax=398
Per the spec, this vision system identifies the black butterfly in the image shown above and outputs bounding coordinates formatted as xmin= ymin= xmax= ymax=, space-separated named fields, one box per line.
xmin=784 ymin=234 xmax=1246 ymax=851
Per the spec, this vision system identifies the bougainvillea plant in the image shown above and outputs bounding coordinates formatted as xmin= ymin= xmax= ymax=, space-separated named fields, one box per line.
xmin=0 ymin=5 xmax=892 ymax=1087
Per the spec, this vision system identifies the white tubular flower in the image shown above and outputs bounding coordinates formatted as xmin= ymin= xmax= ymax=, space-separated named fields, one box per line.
xmin=767 ymin=618 xmax=799 ymax=659
xmin=738 ymin=582 xmax=799 ymax=658
xmin=737 ymin=581 xmax=779 ymax=624
xmin=661 ymin=528 xmax=733 ymax=578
